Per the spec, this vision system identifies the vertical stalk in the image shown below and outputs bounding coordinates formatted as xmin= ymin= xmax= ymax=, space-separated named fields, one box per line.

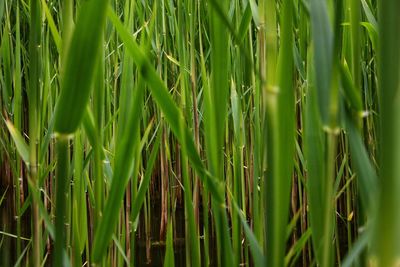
xmin=28 ymin=0 xmax=41 ymax=265
xmin=253 ymin=5 xmax=263 ymax=246
xmin=189 ymin=0 xmax=201 ymax=230
xmin=14 ymin=0 xmax=22 ymax=257
xmin=54 ymin=136 xmax=69 ymax=267
xmin=374 ymin=0 xmax=400 ymax=266
xmin=206 ymin=1 xmax=234 ymax=265
xmin=349 ymin=0 xmax=361 ymax=95
xmin=262 ymin=0 xmax=295 ymax=266
xmin=93 ymin=40 xmax=105 ymax=226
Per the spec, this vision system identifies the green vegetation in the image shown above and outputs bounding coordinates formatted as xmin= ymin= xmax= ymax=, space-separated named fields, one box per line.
xmin=0 ymin=0 xmax=398 ymax=266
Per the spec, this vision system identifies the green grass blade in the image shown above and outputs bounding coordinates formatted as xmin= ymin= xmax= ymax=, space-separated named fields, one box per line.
xmin=305 ymin=50 xmax=330 ymax=267
xmin=309 ymin=0 xmax=333 ymax=124
xmin=54 ymin=0 xmax=109 ymax=134
xmin=5 ymin=120 xmax=29 ymax=164
xmin=360 ymin=0 xmax=377 ymax=30
xmin=164 ymin=221 xmax=175 ymax=267
xmin=131 ymin=130 xmax=161 ymax=222
xmin=342 ymin=229 xmax=370 ymax=267
xmin=53 ymin=136 xmax=69 ymax=267
xmin=344 ymin=110 xmax=378 ymax=213
xmin=374 ymin=0 xmax=400 ymax=265
xmin=230 ymin=191 xmax=265 ymax=266
xmin=40 ymin=0 xmax=61 ymax=53
xmin=264 ymin=0 xmax=295 ymax=265
xmin=340 ymin=60 xmax=363 ymax=112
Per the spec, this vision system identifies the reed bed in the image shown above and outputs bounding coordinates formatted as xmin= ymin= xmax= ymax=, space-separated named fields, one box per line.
xmin=0 ymin=0 xmax=398 ymax=266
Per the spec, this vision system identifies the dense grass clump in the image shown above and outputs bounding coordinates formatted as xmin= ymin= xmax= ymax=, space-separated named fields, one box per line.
xmin=0 ymin=0 xmax=398 ymax=266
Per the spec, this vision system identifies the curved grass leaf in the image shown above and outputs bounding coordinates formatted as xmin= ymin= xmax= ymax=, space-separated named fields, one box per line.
xmin=5 ymin=120 xmax=29 ymax=164
xmin=342 ymin=229 xmax=370 ymax=267
xmin=106 ymin=7 xmax=223 ymax=202
xmin=131 ymin=130 xmax=161 ymax=222
xmin=340 ymin=60 xmax=363 ymax=112
xmin=40 ymin=0 xmax=61 ymax=52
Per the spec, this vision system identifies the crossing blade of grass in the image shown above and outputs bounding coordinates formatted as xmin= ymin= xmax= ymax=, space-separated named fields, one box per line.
xmin=82 ymin=107 xmax=101 ymax=155
xmin=343 ymin=107 xmax=378 ymax=214
xmin=53 ymin=0 xmax=109 ymax=135
xmin=373 ymin=0 xmax=400 ymax=266
xmin=4 ymin=120 xmax=29 ymax=164
xmin=229 ymin=190 xmax=265 ymax=266
xmin=40 ymin=0 xmax=61 ymax=53
xmin=14 ymin=240 xmax=32 ymax=267
xmin=360 ymin=22 xmax=377 ymax=51
xmin=131 ymin=130 xmax=161 ymax=222
xmin=92 ymin=75 xmax=145 ymax=263
xmin=342 ymin=229 xmax=370 ymax=267
xmin=285 ymin=228 xmax=312 ymax=266
xmin=340 ymin=61 xmax=363 ymax=113
xmin=106 ymin=7 xmax=223 ymax=202
xmin=112 ymin=234 xmax=129 ymax=266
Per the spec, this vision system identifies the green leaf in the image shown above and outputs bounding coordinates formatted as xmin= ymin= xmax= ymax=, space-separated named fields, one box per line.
xmin=131 ymin=129 xmax=161 ymax=222
xmin=340 ymin=60 xmax=363 ymax=112
xmin=309 ymin=0 xmax=333 ymax=124
xmin=40 ymin=0 xmax=61 ymax=52
xmin=5 ymin=120 xmax=30 ymax=164
xmin=54 ymin=0 xmax=109 ymax=134
xmin=164 ymin=221 xmax=175 ymax=267
xmin=360 ymin=22 xmax=377 ymax=51
xmin=373 ymin=0 xmax=400 ymax=265
xmin=344 ymin=110 xmax=378 ymax=215
xmin=360 ymin=0 xmax=378 ymax=30
xmin=264 ymin=0 xmax=295 ymax=265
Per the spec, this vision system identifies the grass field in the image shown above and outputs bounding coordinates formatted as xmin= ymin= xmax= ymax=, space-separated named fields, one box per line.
xmin=0 ymin=0 xmax=399 ymax=266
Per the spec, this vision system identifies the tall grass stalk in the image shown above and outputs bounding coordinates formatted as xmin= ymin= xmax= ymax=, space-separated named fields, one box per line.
xmin=263 ymin=0 xmax=295 ymax=266
xmin=374 ymin=0 xmax=400 ymax=266
xmin=28 ymin=0 xmax=42 ymax=265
